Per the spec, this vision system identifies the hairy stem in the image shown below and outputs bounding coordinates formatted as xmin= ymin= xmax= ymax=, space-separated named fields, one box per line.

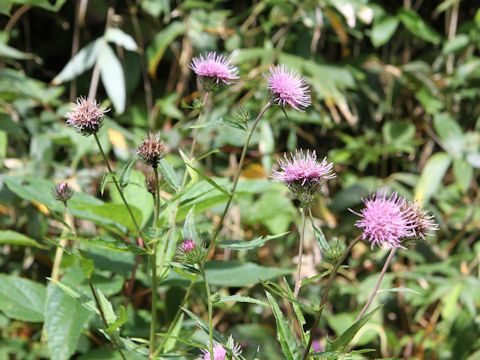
xmin=294 ymin=208 xmax=307 ymax=298
xmin=149 ymin=167 xmax=161 ymax=357
xmin=209 ymin=101 xmax=271 ymax=253
xmin=356 ymin=247 xmax=396 ymax=321
xmin=200 ymin=266 xmax=214 ymax=360
xmin=51 ymin=204 xmax=73 ymax=281
xmin=189 ymin=91 xmax=210 ymax=158
xmin=303 ymin=236 xmax=361 ymax=359
xmin=93 ymin=134 xmax=144 ymax=242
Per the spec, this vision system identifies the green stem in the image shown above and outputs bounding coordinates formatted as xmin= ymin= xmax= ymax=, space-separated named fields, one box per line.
xmin=302 ymin=236 xmax=361 ymax=359
xmin=93 ymin=134 xmax=144 ymax=242
xmin=355 ymin=247 xmax=396 ymax=321
xmin=293 ymin=208 xmax=307 ymax=298
xmin=208 ymin=101 xmax=271 ymax=253
xmin=189 ymin=91 xmax=209 ymax=158
xmin=89 ymin=281 xmax=127 ymax=360
xmin=149 ymin=167 xmax=161 ymax=357
xmin=200 ymin=266 xmax=214 ymax=360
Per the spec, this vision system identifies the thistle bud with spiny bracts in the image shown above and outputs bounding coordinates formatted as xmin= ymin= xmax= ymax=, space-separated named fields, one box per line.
xmin=177 ymin=239 xmax=206 ymax=265
xmin=401 ymin=200 xmax=438 ymax=240
xmin=65 ymin=97 xmax=108 ymax=136
xmin=52 ymin=182 xmax=74 ymax=204
xmin=137 ymin=133 xmax=165 ymax=168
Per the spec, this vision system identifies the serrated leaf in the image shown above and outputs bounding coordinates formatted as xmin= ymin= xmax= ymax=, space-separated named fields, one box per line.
xmin=99 ymin=45 xmax=126 ymax=114
xmin=0 ymin=230 xmax=45 ymax=248
xmin=218 ymin=232 xmax=289 ymax=250
xmin=0 ymin=274 xmax=46 ymax=322
xmin=106 ymin=306 xmax=129 ymax=334
xmin=159 ymin=158 xmax=181 ymax=191
xmin=265 ymin=292 xmax=300 ymax=360
xmin=326 ymin=307 xmax=380 ymax=352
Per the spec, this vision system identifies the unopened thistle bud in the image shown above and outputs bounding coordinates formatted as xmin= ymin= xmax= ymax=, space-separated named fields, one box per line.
xmin=65 ymin=97 xmax=108 ymax=136
xmin=272 ymin=149 xmax=335 ymax=208
xmin=177 ymin=239 xmax=206 ymax=265
xmin=52 ymin=182 xmax=74 ymax=204
xmin=137 ymin=133 xmax=165 ymax=168
xmin=145 ymin=173 xmax=156 ymax=195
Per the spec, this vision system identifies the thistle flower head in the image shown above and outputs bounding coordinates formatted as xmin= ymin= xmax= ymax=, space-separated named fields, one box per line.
xmin=198 ymin=341 xmax=242 ymax=360
xmin=137 ymin=133 xmax=165 ymax=168
xmin=65 ymin=97 xmax=108 ymax=136
xmin=272 ymin=149 xmax=335 ymax=207
xmin=190 ymin=52 xmax=239 ymax=91
xmin=267 ymin=65 xmax=311 ymax=111
xmin=177 ymin=239 xmax=206 ymax=265
xmin=52 ymin=182 xmax=74 ymax=204
xmin=401 ymin=200 xmax=438 ymax=240
xmin=352 ymin=192 xmax=415 ymax=248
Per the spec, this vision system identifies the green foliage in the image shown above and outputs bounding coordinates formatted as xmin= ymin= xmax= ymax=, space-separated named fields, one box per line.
xmin=1 ymin=0 xmax=480 ymax=359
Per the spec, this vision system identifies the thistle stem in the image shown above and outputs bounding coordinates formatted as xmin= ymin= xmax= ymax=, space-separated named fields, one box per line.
xmin=303 ymin=236 xmax=361 ymax=359
xmin=51 ymin=203 xmax=72 ymax=282
xmin=93 ymin=134 xmax=143 ymax=242
xmin=189 ymin=91 xmax=209 ymax=158
xmin=209 ymin=101 xmax=271 ymax=253
xmin=356 ymin=247 xmax=396 ymax=321
xmin=149 ymin=167 xmax=161 ymax=357
xmin=200 ymin=266 xmax=214 ymax=360
xmin=294 ymin=208 xmax=307 ymax=298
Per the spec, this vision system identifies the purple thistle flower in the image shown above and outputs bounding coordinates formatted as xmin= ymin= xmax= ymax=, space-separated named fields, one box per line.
xmin=65 ymin=97 xmax=108 ymax=136
xmin=190 ymin=52 xmax=239 ymax=90
xmin=272 ymin=149 xmax=335 ymax=208
xmin=180 ymin=239 xmax=196 ymax=253
xmin=272 ymin=149 xmax=335 ymax=186
xmin=52 ymin=182 xmax=74 ymax=204
xmin=352 ymin=192 xmax=415 ymax=248
xmin=267 ymin=65 xmax=311 ymax=111
xmin=199 ymin=342 xmax=242 ymax=360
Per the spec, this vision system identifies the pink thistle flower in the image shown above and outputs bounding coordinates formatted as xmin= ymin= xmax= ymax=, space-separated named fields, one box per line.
xmin=65 ymin=97 xmax=108 ymax=136
xmin=52 ymin=182 xmax=74 ymax=204
xmin=180 ymin=239 xmax=196 ymax=253
xmin=199 ymin=342 xmax=242 ymax=360
xmin=267 ymin=65 xmax=311 ymax=111
xmin=352 ymin=193 xmax=415 ymax=248
xmin=190 ymin=52 xmax=239 ymax=90
xmin=272 ymin=150 xmax=335 ymax=208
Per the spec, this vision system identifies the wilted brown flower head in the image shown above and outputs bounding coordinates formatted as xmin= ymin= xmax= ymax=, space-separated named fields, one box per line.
xmin=65 ymin=97 xmax=108 ymax=136
xmin=401 ymin=200 xmax=438 ymax=240
xmin=137 ymin=133 xmax=165 ymax=168
xmin=52 ymin=182 xmax=74 ymax=204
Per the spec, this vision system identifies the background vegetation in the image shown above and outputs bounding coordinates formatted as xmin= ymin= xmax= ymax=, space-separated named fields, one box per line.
xmin=1 ymin=0 xmax=480 ymax=359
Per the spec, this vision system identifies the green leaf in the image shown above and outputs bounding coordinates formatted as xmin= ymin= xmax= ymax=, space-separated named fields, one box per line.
xmin=182 ymin=207 xmax=198 ymax=241
xmin=181 ymin=307 xmax=226 ymax=343
xmin=147 ymin=22 xmax=185 ymax=76
xmin=105 ymin=28 xmax=138 ymax=51
xmin=204 ymin=261 xmax=292 ymax=287
xmin=326 ymin=307 xmax=381 ymax=352
xmin=218 ymin=232 xmax=289 ymax=250
xmin=99 ymin=45 xmax=126 ymax=114
xmin=118 ymin=158 xmax=136 ymax=189
xmin=185 ymin=163 xmax=230 ymax=197
xmin=398 ymin=9 xmax=441 ymax=44
xmin=45 ymin=281 xmax=93 ymax=360
xmin=414 ymin=152 xmax=451 ymax=203
xmin=265 ymin=292 xmax=300 ymax=360
xmin=52 ymin=39 xmax=102 ymax=85
xmin=215 ymin=295 xmax=268 ymax=307
xmin=453 ymin=159 xmax=473 ymax=193
xmin=0 ymin=230 xmax=45 ymax=248
xmin=371 ymin=16 xmax=399 ymax=47
xmin=106 ymin=305 xmax=128 ymax=334
xmin=442 ymin=34 xmax=469 ymax=55
xmin=0 ymin=274 xmax=46 ymax=322
xmin=159 ymin=158 xmax=181 ymax=191
xmin=382 ymin=120 xmax=415 ymax=148
xmin=433 ymin=113 xmax=464 ymax=158
xmin=0 ymin=42 xmax=39 ymax=61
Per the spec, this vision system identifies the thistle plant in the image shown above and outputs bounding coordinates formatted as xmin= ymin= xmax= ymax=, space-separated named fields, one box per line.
xmin=272 ymin=149 xmax=335 ymax=297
